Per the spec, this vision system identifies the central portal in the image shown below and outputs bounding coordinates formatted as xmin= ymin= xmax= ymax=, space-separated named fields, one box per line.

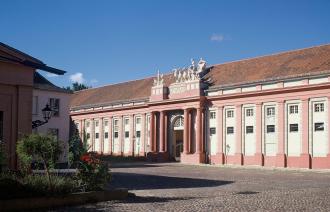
xmin=173 ymin=130 xmax=183 ymax=161
xmin=170 ymin=115 xmax=184 ymax=161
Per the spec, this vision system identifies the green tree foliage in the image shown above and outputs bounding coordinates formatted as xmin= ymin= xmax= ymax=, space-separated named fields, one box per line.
xmin=68 ymin=130 xmax=89 ymax=168
xmin=16 ymin=134 xmax=61 ymax=191
xmin=64 ymin=82 xmax=90 ymax=91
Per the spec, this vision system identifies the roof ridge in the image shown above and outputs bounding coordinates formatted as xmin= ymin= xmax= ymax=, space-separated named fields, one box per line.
xmin=74 ymin=43 xmax=330 ymax=94
xmin=211 ymin=43 xmax=330 ymax=67
xmin=0 ymin=42 xmax=44 ymax=64
xmin=73 ymin=71 xmax=175 ymax=93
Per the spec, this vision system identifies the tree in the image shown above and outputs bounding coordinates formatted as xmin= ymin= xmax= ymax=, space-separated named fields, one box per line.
xmin=64 ymin=82 xmax=90 ymax=92
xmin=16 ymin=134 xmax=61 ymax=191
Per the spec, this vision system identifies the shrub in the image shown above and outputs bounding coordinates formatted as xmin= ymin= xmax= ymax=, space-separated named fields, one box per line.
xmin=77 ymin=152 xmax=111 ymax=191
xmin=68 ymin=130 xmax=89 ymax=168
xmin=22 ymin=174 xmax=79 ymax=196
xmin=16 ymin=133 xmax=61 ymax=191
xmin=0 ymin=172 xmax=79 ymax=199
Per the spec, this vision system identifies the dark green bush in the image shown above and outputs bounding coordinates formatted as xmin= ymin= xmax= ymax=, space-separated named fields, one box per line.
xmin=68 ymin=130 xmax=89 ymax=168
xmin=16 ymin=133 xmax=62 ymax=191
xmin=0 ymin=172 xmax=80 ymax=199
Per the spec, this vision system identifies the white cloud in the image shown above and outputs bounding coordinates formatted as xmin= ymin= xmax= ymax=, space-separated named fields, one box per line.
xmin=210 ymin=34 xmax=225 ymax=42
xmin=46 ymin=73 xmax=59 ymax=78
xmin=69 ymin=72 xmax=85 ymax=84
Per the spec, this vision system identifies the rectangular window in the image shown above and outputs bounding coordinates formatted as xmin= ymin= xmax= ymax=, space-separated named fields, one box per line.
xmin=86 ymin=133 xmax=90 ymax=139
xmin=95 ymin=120 xmax=99 ymax=127
xmin=49 ymin=98 xmax=60 ymax=117
xmin=227 ymin=110 xmax=234 ymax=118
xmin=315 ymin=122 xmax=324 ymax=131
xmin=114 ymin=132 xmax=118 ymax=138
xmin=104 ymin=132 xmax=109 ymax=139
xmin=114 ymin=119 xmax=119 ymax=131
xmin=125 ymin=131 xmax=129 ymax=138
xmin=136 ymin=131 xmax=141 ymax=138
xmin=32 ymin=96 xmax=38 ymax=115
xmin=246 ymin=126 xmax=254 ymax=134
xmin=48 ymin=128 xmax=59 ymax=141
xmin=266 ymin=107 xmax=275 ymax=116
xmin=289 ymin=124 xmax=299 ymax=132
xmin=227 ymin=127 xmax=234 ymax=134
xmin=289 ymin=105 xmax=299 ymax=114
xmin=210 ymin=127 xmax=216 ymax=135
xmin=267 ymin=125 xmax=275 ymax=133
xmin=136 ymin=117 xmax=141 ymax=124
xmin=95 ymin=132 xmax=99 ymax=139
xmin=246 ymin=109 xmax=254 ymax=117
xmin=104 ymin=120 xmax=108 ymax=127
xmin=314 ymin=103 xmax=325 ymax=112
xmin=210 ymin=111 xmax=216 ymax=119
xmin=86 ymin=121 xmax=90 ymax=128
xmin=125 ymin=118 xmax=129 ymax=125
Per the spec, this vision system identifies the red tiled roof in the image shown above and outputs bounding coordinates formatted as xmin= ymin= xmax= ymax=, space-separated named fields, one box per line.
xmin=70 ymin=44 xmax=330 ymax=108
xmin=206 ymin=44 xmax=330 ymax=88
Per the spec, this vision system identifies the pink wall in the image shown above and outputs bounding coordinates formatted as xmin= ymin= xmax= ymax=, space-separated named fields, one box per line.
xmin=71 ymin=81 xmax=330 ymax=170
xmin=0 ymin=61 xmax=34 ymax=169
xmin=33 ymin=89 xmax=71 ymax=162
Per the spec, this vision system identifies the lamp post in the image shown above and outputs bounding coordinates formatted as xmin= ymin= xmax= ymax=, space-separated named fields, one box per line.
xmin=32 ymin=104 xmax=53 ymax=129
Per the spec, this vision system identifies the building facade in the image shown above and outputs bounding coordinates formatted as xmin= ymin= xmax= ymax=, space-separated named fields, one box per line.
xmin=0 ymin=42 xmax=65 ymax=169
xmin=33 ymin=72 xmax=72 ymax=163
xmin=70 ymin=44 xmax=330 ymax=169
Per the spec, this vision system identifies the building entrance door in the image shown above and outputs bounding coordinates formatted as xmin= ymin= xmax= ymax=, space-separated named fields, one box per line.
xmin=173 ymin=130 xmax=183 ymax=161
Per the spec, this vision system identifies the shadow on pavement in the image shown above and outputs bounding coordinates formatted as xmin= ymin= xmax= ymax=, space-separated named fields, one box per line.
xmin=109 ymin=163 xmax=162 ymax=169
xmin=108 ymin=172 xmax=233 ymax=190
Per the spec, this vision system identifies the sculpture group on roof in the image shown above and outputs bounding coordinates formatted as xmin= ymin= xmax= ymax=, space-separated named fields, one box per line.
xmin=173 ymin=58 xmax=206 ymax=83
xmin=153 ymin=58 xmax=207 ymax=86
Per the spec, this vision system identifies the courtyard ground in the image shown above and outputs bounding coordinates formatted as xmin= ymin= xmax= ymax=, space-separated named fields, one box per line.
xmin=56 ymin=162 xmax=330 ymax=211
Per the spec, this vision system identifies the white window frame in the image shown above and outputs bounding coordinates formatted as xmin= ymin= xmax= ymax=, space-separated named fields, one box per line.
xmin=210 ymin=111 xmax=216 ymax=119
xmin=289 ymin=105 xmax=299 ymax=114
xmin=266 ymin=107 xmax=275 ymax=116
xmin=227 ymin=110 xmax=234 ymax=118
xmin=246 ymin=108 xmax=254 ymax=117
xmin=314 ymin=103 xmax=324 ymax=112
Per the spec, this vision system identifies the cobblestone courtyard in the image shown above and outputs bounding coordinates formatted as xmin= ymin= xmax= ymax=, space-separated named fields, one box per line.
xmin=59 ymin=163 xmax=330 ymax=211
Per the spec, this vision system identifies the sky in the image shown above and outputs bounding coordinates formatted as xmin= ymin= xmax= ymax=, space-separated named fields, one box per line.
xmin=1 ymin=0 xmax=330 ymax=88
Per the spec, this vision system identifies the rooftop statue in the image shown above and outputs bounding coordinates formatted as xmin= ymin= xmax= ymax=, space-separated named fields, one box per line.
xmin=173 ymin=58 xmax=206 ymax=83
xmin=153 ymin=70 xmax=164 ymax=86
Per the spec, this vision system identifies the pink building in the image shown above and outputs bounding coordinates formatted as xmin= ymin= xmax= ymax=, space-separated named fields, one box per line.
xmin=70 ymin=44 xmax=330 ymax=169
xmin=0 ymin=42 xmax=65 ymax=169
xmin=32 ymin=72 xmax=72 ymax=163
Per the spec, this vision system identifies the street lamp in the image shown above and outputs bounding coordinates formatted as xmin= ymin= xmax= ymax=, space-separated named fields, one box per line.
xmin=32 ymin=104 xmax=53 ymax=129
xmin=42 ymin=104 xmax=53 ymax=121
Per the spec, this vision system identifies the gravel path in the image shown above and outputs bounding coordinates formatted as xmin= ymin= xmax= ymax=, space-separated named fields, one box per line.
xmin=55 ymin=162 xmax=330 ymax=211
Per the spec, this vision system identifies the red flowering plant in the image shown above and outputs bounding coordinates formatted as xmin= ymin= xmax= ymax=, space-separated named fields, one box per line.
xmin=77 ymin=152 xmax=111 ymax=191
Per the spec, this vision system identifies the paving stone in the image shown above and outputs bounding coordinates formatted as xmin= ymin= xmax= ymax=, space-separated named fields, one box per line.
xmin=55 ymin=163 xmax=330 ymax=211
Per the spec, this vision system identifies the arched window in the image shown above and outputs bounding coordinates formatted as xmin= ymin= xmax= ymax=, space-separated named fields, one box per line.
xmin=174 ymin=116 xmax=184 ymax=128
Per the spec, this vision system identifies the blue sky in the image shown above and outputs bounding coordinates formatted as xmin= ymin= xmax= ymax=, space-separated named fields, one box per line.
xmin=1 ymin=0 xmax=330 ymax=88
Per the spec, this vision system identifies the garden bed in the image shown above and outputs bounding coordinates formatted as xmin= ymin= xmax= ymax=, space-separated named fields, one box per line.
xmin=0 ymin=188 xmax=128 ymax=211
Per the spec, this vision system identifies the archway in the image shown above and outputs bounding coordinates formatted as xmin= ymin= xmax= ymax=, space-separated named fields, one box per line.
xmin=171 ymin=115 xmax=184 ymax=161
